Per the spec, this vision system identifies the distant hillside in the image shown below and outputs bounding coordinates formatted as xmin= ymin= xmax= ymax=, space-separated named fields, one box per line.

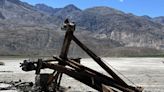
xmin=0 ymin=0 xmax=164 ymax=57
xmin=153 ymin=16 xmax=164 ymax=25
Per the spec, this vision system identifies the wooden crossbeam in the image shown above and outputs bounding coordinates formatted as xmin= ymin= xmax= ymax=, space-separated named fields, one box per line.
xmin=21 ymin=19 xmax=143 ymax=92
xmin=42 ymin=61 xmax=139 ymax=92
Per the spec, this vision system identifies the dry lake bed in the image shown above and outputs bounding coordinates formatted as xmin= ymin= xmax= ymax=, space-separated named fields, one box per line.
xmin=0 ymin=57 xmax=164 ymax=92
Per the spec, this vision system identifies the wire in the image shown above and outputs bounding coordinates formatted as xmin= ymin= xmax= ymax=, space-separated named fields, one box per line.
xmin=101 ymin=58 xmax=137 ymax=87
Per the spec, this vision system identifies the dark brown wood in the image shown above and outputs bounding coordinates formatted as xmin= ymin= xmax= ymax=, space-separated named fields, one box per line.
xmin=72 ymin=35 xmax=128 ymax=86
xmin=59 ymin=19 xmax=75 ymax=59
xmin=102 ymin=85 xmax=115 ymax=92
xmin=42 ymin=63 xmax=138 ymax=92
xmin=21 ymin=19 xmax=143 ymax=92
xmin=59 ymin=30 xmax=74 ymax=59
xmin=57 ymin=73 xmax=63 ymax=89
xmin=54 ymin=55 xmax=142 ymax=92
xmin=53 ymin=56 xmax=120 ymax=85
xmin=47 ymin=70 xmax=57 ymax=85
xmin=35 ymin=59 xmax=43 ymax=74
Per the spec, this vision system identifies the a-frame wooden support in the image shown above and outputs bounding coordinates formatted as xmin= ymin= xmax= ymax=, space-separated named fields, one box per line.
xmin=20 ymin=19 xmax=143 ymax=92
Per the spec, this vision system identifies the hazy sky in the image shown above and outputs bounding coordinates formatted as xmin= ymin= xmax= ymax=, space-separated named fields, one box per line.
xmin=21 ymin=0 xmax=164 ymax=17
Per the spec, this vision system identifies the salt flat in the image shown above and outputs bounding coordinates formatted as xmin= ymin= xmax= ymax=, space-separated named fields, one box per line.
xmin=0 ymin=57 xmax=164 ymax=92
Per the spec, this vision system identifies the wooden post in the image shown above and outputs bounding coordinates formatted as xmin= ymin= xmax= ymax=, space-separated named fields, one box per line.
xmin=59 ymin=31 xmax=74 ymax=59
xmin=35 ymin=59 xmax=43 ymax=74
xmin=59 ymin=19 xmax=75 ymax=59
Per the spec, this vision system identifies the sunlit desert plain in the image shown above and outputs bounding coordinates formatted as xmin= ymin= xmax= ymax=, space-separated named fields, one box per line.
xmin=0 ymin=57 xmax=164 ymax=92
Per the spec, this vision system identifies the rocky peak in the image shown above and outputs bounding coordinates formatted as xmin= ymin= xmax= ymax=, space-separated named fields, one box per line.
xmin=63 ymin=4 xmax=81 ymax=11
xmin=7 ymin=0 xmax=20 ymax=4
xmin=141 ymin=15 xmax=152 ymax=20
xmin=35 ymin=4 xmax=61 ymax=14
xmin=153 ymin=16 xmax=164 ymax=25
xmin=0 ymin=0 xmax=34 ymax=11
xmin=0 ymin=0 xmax=5 ymax=8
xmin=84 ymin=6 xmax=124 ymax=16
xmin=53 ymin=4 xmax=82 ymax=21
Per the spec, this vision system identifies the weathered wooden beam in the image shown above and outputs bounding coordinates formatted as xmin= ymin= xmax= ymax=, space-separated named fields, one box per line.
xmin=47 ymin=70 xmax=57 ymax=85
xmin=20 ymin=19 xmax=143 ymax=92
xmin=72 ymin=35 xmax=128 ymax=86
xmin=54 ymin=56 xmax=118 ymax=84
xmin=59 ymin=19 xmax=75 ymax=59
xmin=35 ymin=59 xmax=43 ymax=74
xmin=57 ymin=73 xmax=63 ymax=89
xmin=102 ymin=84 xmax=116 ymax=92
xmin=43 ymin=62 xmax=139 ymax=92
xmin=59 ymin=30 xmax=73 ymax=59
xmin=53 ymin=56 xmax=142 ymax=92
xmin=20 ymin=58 xmax=142 ymax=91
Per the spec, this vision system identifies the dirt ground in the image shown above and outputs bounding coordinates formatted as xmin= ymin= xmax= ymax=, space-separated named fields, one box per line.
xmin=0 ymin=57 xmax=164 ymax=92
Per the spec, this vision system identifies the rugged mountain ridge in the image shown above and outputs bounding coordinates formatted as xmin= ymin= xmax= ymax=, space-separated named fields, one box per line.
xmin=153 ymin=16 xmax=164 ymax=25
xmin=0 ymin=0 xmax=164 ymax=56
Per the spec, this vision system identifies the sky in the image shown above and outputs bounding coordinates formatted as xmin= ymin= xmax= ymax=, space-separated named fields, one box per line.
xmin=21 ymin=0 xmax=164 ymax=17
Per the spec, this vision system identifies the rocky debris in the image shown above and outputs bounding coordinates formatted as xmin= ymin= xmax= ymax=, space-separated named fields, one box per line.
xmin=162 ymin=61 xmax=164 ymax=64
xmin=0 ymin=80 xmax=33 ymax=91
xmin=0 ymin=62 xmax=4 ymax=65
xmin=0 ymin=71 xmax=13 ymax=72
xmin=0 ymin=76 xmax=70 ymax=92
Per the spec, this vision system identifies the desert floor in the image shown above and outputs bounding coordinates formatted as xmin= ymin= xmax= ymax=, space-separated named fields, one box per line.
xmin=0 ymin=57 xmax=164 ymax=92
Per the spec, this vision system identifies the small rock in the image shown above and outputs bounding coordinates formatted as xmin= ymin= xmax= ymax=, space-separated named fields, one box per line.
xmin=0 ymin=62 xmax=4 ymax=65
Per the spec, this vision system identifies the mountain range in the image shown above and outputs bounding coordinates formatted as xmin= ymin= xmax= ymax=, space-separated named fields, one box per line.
xmin=0 ymin=0 xmax=164 ymax=57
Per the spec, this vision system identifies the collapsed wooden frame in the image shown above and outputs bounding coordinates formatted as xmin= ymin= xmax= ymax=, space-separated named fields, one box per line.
xmin=20 ymin=19 xmax=143 ymax=92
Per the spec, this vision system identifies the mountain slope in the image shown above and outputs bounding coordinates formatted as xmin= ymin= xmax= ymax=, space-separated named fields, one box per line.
xmin=0 ymin=0 xmax=62 ymax=56
xmin=0 ymin=0 xmax=163 ymax=56
xmin=153 ymin=16 xmax=164 ymax=25
xmin=75 ymin=7 xmax=164 ymax=50
xmin=35 ymin=4 xmax=61 ymax=15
